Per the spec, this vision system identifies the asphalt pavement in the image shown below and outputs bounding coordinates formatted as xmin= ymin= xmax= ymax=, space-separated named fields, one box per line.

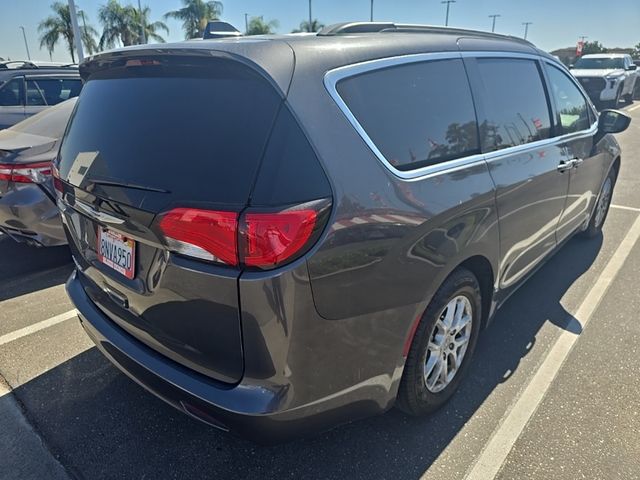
xmin=1 ymin=103 xmax=640 ymax=480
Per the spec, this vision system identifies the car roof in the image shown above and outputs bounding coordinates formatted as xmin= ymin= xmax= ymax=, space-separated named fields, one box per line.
xmin=581 ymin=53 xmax=628 ymax=59
xmin=84 ymin=22 xmax=549 ymax=89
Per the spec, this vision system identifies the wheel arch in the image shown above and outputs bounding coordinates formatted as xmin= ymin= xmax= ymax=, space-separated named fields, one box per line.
xmin=457 ymin=255 xmax=495 ymax=328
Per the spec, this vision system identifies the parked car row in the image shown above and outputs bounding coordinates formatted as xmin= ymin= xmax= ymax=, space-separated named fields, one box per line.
xmin=0 ymin=24 xmax=633 ymax=443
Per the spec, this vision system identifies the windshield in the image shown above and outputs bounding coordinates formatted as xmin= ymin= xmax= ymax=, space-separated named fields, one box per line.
xmin=573 ymin=57 xmax=625 ymax=69
xmin=10 ymin=97 xmax=76 ymax=138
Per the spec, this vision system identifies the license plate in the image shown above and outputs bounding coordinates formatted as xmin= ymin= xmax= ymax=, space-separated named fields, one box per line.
xmin=97 ymin=227 xmax=136 ymax=279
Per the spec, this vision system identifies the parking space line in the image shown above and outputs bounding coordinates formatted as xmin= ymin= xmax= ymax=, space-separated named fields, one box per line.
xmin=611 ymin=204 xmax=640 ymax=213
xmin=463 ymin=213 xmax=640 ymax=480
xmin=0 ymin=310 xmax=78 ymax=347
xmin=627 ymin=104 xmax=640 ymax=112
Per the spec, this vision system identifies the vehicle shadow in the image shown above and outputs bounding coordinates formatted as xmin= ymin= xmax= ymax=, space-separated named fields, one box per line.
xmin=0 ymin=239 xmax=72 ymax=302
xmin=12 ymin=234 xmax=602 ymax=480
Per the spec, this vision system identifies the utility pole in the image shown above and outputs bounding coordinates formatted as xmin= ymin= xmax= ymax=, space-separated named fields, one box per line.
xmin=19 ymin=26 xmax=31 ymax=60
xmin=244 ymin=13 xmax=249 ymax=33
xmin=308 ymin=0 xmax=312 ymax=31
xmin=67 ymin=0 xmax=84 ymax=63
xmin=137 ymin=0 xmax=146 ymax=44
xmin=579 ymin=35 xmax=588 ymax=43
xmin=522 ymin=21 xmax=532 ymax=40
xmin=441 ymin=0 xmax=456 ymax=27
xmin=488 ymin=14 xmax=500 ymax=33
xmin=370 ymin=0 xmax=374 ymax=22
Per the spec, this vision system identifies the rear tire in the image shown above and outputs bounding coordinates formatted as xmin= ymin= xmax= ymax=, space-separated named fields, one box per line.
xmin=582 ymin=169 xmax=615 ymax=238
xmin=397 ymin=268 xmax=482 ymax=416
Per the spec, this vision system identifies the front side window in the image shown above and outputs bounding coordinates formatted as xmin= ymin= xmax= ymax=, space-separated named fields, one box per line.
xmin=336 ymin=59 xmax=479 ymax=171
xmin=546 ymin=65 xmax=590 ymax=134
xmin=475 ymin=58 xmax=551 ymax=151
xmin=0 ymin=77 xmax=24 ymax=106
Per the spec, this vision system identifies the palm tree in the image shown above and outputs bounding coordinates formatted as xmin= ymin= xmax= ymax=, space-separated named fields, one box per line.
xmin=246 ymin=16 xmax=278 ymax=35
xmin=292 ymin=19 xmax=324 ymax=33
xmin=78 ymin=11 xmax=99 ymax=55
xmin=98 ymin=0 xmax=138 ymax=49
xmin=164 ymin=0 xmax=223 ymax=39
xmin=38 ymin=2 xmax=97 ymax=62
xmin=132 ymin=5 xmax=169 ymax=44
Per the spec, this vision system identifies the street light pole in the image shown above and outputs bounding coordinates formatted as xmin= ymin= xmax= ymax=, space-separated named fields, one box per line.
xmin=19 ymin=26 xmax=31 ymax=61
xmin=441 ymin=0 xmax=456 ymax=27
xmin=370 ymin=0 xmax=374 ymax=22
xmin=245 ymin=13 xmax=249 ymax=33
xmin=67 ymin=0 xmax=84 ymax=63
xmin=488 ymin=14 xmax=501 ymax=33
xmin=137 ymin=0 xmax=146 ymax=44
xmin=308 ymin=0 xmax=312 ymax=31
xmin=522 ymin=21 xmax=532 ymax=40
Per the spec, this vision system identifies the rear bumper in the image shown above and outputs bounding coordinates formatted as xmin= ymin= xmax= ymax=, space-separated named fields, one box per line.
xmin=0 ymin=185 xmax=66 ymax=246
xmin=66 ymin=270 xmax=388 ymax=443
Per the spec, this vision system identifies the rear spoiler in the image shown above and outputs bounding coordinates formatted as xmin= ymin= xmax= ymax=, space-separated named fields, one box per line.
xmin=203 ymin=21 xmax=242 ymax=40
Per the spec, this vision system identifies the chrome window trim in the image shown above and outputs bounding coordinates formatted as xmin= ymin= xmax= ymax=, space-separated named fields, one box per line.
xmin=324 ymin=50 xmax=598 ymax=181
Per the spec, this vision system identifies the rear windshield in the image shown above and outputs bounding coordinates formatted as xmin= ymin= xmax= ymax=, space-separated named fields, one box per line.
xmin=11 ymin=97 xmax=76 ymax=138
xmin=58 ymin=57 xmax=282 ymax=210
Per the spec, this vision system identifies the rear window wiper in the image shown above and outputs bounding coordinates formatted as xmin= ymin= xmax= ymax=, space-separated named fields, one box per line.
xmin=87 ymin=177 xmax=170 ymax=194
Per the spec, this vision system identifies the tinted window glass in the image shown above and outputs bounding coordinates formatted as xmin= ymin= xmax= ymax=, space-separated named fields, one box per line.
xmin=476 ymin=58 xmax=551 ymax=151
xmin=26 ymin=79 xmax=81 ymax=106
xmin=337 ymin=59 xmax=479 ymax=171
xmin=546 ymin=65 xmax=590 ymax=134
xmin=58 ymin=58 xmax=282 ymax=211
xmin=573 ymin=57 xmax=624 ymax=69
xmin=0 ymin=78 xmax=24 ymax=106
xmin=10 ymin=97 xmax=76 ymax=138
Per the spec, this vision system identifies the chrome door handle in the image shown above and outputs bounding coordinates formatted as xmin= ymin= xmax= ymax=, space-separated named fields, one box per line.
xmin=570 ymin=157 xmax=584 ymax=168
xmin=557 ymin=159 xmax=575 ymax=173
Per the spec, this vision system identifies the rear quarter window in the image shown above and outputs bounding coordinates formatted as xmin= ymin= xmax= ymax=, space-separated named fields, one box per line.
xmin=335 ymin=59 xmax=480 ymax=171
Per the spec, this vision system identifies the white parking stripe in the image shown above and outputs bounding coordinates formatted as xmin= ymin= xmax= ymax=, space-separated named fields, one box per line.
xmin=0 ymin=310 xmax=78 ymax=347
xmin=611 ymin=204 xmax=640 ymax=213
xmin=627 ymin=104 xmax=640 ymax=112
xmin=463 ymin=213 xmax=640 ymax=480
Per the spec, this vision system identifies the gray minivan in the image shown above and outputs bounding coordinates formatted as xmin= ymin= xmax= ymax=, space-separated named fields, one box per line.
xmin=56 ymin=23 xmax=630 ymax=443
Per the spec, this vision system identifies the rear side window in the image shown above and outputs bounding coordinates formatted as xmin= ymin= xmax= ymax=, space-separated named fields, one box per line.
xmin=26 ymin=78 xmax=82 ymax=106
xmin=475 ymin=58 xmax=551 ymax=151
xmin=336 ymin=59 xmax=479 ymax=171
xmin=58 ymin=58 xmax=282 ymax=211
xmin=545 ymin=65 xmax=590 ymax=134
xmin=0 ymin=77 xmax=24 ymax=106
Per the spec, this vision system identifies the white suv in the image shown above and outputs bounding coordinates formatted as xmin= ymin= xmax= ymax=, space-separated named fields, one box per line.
xmin=570 ymin=53 xmax=638 ymax=107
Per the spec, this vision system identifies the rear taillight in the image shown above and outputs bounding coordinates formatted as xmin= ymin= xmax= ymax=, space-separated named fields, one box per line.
xmin=51 ymin=164 xmax=63 ymax=194
xmin=157 ymin=200 xmax=330 ymax=270
xmin=0 ymin=162 xmax=52 ymax=184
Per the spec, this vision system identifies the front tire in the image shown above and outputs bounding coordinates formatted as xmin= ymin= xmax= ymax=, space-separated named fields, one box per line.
xmin=582 ymin=169 xmax=615 ymax=238
xmin=397 ymin=268 xmax=482 ymax=416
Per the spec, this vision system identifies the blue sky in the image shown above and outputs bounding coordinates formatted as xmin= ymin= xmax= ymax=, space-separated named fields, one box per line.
xmin=1 ymin=0 xmax=638 ymax=62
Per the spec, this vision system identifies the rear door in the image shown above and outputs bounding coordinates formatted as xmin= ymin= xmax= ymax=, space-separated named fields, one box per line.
xmin=464 ymin=55 xmax=569 ymax=292
xmin=57 ymin=54 xmax=289 ymax=384
xmin=0 ymin=76 xmax=26 ymax=129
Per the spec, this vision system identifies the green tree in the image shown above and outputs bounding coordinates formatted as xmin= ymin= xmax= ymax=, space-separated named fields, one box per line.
xmin=292 ymin=19 xmax=324 ymax=33
xmin=164 ymin=0 xmax=223 ymax=39
xmin=246 ymin=16 xmax=278 ymax=35
xmin=582 ymin=40 xmax=607 ymax=55
xmin=132 ymin=5 xmax=169 ymax=44
xmin=38 ymin=2 xmax=98 ymax=62
xmin=633 ymin=42 xmax=640 ymax=58
xmin=98 ymin=0 xmax=138 ymax=49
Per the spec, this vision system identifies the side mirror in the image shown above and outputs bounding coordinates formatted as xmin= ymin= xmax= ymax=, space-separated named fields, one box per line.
xmin=599 ymin=109 xmax=631 ymax=134
xmin=627 ymin=64 xmax=637 ymax=71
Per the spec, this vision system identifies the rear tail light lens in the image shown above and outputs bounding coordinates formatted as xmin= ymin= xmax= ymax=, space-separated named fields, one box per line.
xmin=158 ymin=209 xmax=239 ymax=265
xmin=242 ymin=210 xmax=317 ymax=267
xmin=51 ymin=164 xmax=63 ymax=194
xmin=0 ymin=162 xmax=52 ymax=184
xmin=157 ymin=200 xmax=330 ymax=270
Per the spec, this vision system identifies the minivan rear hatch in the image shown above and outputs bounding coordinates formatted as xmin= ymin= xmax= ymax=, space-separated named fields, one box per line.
xmin=56 ymin=51 xmax=292 ymax=383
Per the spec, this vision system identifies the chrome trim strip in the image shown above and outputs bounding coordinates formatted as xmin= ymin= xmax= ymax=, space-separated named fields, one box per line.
xmin=75 ymin=200 xmax=125 ymax=225
xmin=324 ymin=50 xmax=599 ymax=181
